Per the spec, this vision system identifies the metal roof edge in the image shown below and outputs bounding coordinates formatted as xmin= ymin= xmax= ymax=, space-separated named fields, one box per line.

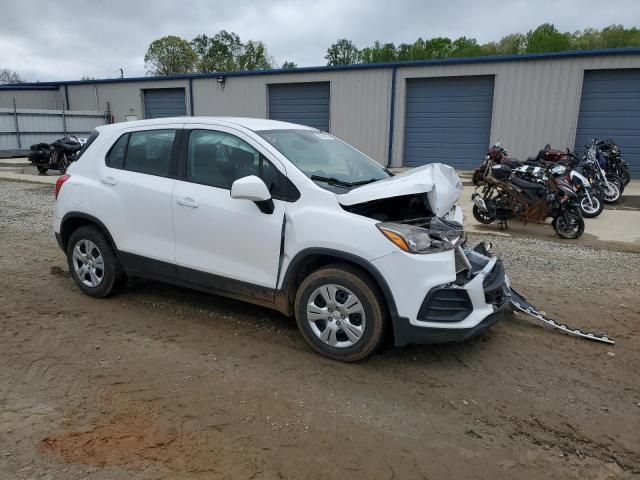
xmin=3 ymin=47 xmax=640 ymax=88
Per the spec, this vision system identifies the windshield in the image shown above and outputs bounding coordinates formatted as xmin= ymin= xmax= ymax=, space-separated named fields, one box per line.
xmin=258 ymin=129 xmax=390 ymax=189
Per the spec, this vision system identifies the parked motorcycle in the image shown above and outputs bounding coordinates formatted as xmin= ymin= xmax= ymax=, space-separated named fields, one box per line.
xmin=513 ymin=160 xmax=603 ymax=218
xmin=597 ymin=139 xmax=631 ymax=187
xmin=567 ymin=140 xmax=622 ymax=204
xmin=28 ymin=136 xmax=85 ymax=175
xmin=471 ymin=163 xmax=585 ymax=239
xmin=472 ymin=143 xmax=522 ymax=185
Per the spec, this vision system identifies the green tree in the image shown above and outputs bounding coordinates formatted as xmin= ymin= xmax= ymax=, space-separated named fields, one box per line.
xmin=360 ymin=41 xmax=397 ymax=63
xmin=144 ymin=35 xmax=197 ymax=75
xmin=0 ymin=68 xmax=23 ymax=84
xmin=281 ymin=61 xmax=297 ymax=69
xmin=237 ymin=40 xmax=273 ymax=70
xmin=450 ymin=36 xmax=483 ymax=57
xmin=325 ymin=39 xmax=360 ymax=65
xmin=191 ymin=30 xmax=243 ymax=72
xmin=496 ymin=33 xmax=526 ymax=54
xmin=525 ymin=23 xmax=571 ymax=53
xmin=600 ymin=25 xmax=640 ymax=48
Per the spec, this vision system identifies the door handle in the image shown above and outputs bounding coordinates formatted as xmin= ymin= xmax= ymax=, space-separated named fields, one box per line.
xmin=100 ymin=176 xmax=117 ymax=186
xmin=176 ymin=197 xmax=199 ymax=208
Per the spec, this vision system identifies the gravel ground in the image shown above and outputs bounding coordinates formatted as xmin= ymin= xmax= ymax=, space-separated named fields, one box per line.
xmin=1 ymin=179 xmax=639 ymax=479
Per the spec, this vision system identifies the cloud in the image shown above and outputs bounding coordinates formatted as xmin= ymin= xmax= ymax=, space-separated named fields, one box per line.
xmin=0 ymin=0 xmax=638 ymax=81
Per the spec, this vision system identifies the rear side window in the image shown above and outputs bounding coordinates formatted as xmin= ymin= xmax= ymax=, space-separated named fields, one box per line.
xmin=106 ymin=129 xmax=176 ymax=177
xmin=75 ymin=129 xmax=99 ymax=160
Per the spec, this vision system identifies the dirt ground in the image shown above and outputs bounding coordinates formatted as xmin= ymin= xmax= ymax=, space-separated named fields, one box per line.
xmin=1 ymin=182 xmax=639 ymax=479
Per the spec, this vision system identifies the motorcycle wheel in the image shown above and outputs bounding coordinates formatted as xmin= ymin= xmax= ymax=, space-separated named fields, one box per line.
xmin=36 ymin=166 xmax=48 ymax=174
xmin=579 ymin=193 xmax=603 ymax=218
xmin=607 ymin=174 xmax=624 ymax=194
xmin=472 ymin=205 xmax=495 ymax=224
xmin=620 ymin=169 xmax=631 ymax=186
xmin=472 ymin=170 xmax=483 ymax=186
xmin=602 ymin=181 xmax=621 ymax=204
xmin=553 ymin=208 xmax=585 ymax=239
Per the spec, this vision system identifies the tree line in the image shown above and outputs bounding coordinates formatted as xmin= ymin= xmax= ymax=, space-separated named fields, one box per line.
xmin=325 ymin=24 xmax=640 ymax=65
xmin=2 ymin=24 xmax=639 ymax=83
xmin=142 ymin=24 xmax=640 ymax=76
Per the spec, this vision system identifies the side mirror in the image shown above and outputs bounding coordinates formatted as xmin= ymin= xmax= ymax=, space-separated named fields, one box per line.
xmin=230 ymin=175 xmax=274 ymax=214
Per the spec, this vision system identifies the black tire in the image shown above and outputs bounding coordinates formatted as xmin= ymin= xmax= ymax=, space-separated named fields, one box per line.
xmin=472 ymin=204 xmax=495 ymax=224
xmin=36 ymin=166 xmax=48 ymax=174
xmin=294 ymin=264 xmax=386 ymax=362
xmin=620 ymin=168 xmax=631 ymax=186
xmin=579 ymin=192 xmax=603 ymax=218
xmin=553 ymin=208 xmax=585 ymax=239
xmin=472 ymin=170 xmax=483 ymax=186
xmin=66 ymin=225 xmax=126 ymax=298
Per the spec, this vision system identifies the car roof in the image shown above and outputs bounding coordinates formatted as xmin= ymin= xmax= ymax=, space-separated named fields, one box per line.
xmin=96 ymin=116 xmax=317 ymax=133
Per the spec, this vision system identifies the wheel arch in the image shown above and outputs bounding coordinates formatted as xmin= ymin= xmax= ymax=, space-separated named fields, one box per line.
xmin=279 ymin=248 xmax=399 ymax=325
xmin=59 ymin=212 xmax=118 ymax=254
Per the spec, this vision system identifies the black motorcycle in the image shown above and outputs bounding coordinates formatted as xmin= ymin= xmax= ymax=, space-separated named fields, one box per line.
xmin=472 ymin=163 xmax=585 ymax=239
xmin=28 ymin=136 xmax=84 ymax=174
xmin=570 ymin=140 xmax=622 ymax=204
xmin=597 ymin=139 xmax=631 ymax=187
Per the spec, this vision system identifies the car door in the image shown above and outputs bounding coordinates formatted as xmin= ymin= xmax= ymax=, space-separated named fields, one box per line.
xmin=93 ymin=124 xmax=181 ymax=277
xmin=172 ymin=125 xmax=291 ymax=300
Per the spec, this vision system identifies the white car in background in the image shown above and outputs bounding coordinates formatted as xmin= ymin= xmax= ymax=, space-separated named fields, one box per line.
xmin=53 ymin=117 xmax=509 ymax=361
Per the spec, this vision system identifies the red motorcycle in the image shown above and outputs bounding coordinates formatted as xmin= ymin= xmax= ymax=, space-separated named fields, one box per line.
xmin=472 ymin=143 xmax=521 ymax=185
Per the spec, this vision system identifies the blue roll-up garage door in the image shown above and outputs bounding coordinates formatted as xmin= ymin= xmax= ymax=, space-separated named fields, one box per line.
xmin=268 ymin=83 xmax=330 ymax=131
xmin=143 ymin=88 xmax=186 ymax=119
xmin=403 ymin=76 xmax=494 ymax=168
xmin=575 ymin=69 xmax=640 ymax=177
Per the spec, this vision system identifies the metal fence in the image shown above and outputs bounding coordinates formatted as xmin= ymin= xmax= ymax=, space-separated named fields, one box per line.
xmin=0 ymin=100 xmax=108 ymax=156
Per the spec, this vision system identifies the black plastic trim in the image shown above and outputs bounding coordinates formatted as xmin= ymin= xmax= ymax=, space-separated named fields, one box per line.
xmin=393 ymin=307 xmax=507 ymax=347
xmin=280 ymin=248 xmax=400 ymax=321
xmin=417 ymin=287 xmax=473 ymax=323
xmin=58 ymin=212 xmax=119 ymax=253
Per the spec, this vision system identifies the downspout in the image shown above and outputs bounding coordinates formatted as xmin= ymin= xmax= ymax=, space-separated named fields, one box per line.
xmin=386 ymin=66 xmax=397 ymax=168
xmin=189 ymin=78 xmax=194 ymax=116
xmin=64 ymin=84 xmax=70 ymax=110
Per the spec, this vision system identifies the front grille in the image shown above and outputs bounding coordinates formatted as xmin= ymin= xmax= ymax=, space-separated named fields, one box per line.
xmin=418 ymin=287 xmax=473 ymax=323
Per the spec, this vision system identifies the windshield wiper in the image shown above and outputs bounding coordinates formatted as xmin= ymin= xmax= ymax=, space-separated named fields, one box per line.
xmin=350 ymin=178 xmax=380 ymax=186
xmin=310 ymin=175 xmax=355 ymax=188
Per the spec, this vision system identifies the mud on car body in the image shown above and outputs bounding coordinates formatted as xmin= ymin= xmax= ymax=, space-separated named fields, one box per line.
xmin=53 ymin=117 xmax=509 ymax=361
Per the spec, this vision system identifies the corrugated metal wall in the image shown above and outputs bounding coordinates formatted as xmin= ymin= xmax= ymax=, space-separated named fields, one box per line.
xmin=0 ymin=89 xmax=63 ymax=109
xmin=392 ymin=54 xmax=640 ymax=166
xmin=5 ymin=53 xmax=640 ymax=168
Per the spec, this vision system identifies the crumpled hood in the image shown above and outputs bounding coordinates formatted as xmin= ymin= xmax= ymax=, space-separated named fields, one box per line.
xmin=337 ymin=163 xmax=463 ymax=217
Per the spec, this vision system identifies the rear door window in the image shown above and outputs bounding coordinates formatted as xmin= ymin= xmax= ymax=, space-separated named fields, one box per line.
xmin=106 ymin=129 xmax=177 ymax=177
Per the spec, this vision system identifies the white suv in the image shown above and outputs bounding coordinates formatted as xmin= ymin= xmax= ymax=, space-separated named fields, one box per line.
xmin=54 ymin=117 xmax=508 ymax=361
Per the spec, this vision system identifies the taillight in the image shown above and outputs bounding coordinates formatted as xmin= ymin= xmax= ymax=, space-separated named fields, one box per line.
xmin=54 ymin=174 xmax=71 ymax=199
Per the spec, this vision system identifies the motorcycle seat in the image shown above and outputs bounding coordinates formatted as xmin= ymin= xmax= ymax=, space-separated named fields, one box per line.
xmin=510 ymin=176 xmax=546 ymax=193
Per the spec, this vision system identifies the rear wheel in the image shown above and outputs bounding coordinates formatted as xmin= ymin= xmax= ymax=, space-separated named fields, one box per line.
xmin=553 ymin=208 xmax=585 ymax=239
xmin=36 ymin=166 xmax=48 ymax=174
xmin=66 ymin=226 xmax=126 ymax=298
xmin=472 ymin=204 xmax=495 ymax=224
xmin=294 ymin=265 xmax=386 ymax=362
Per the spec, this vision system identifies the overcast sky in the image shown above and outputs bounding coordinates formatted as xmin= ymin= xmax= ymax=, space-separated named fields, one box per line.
xmin=1 ymin=0 xmax=639 ymax=82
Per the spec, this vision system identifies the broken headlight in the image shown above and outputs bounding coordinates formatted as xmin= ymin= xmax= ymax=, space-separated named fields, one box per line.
xmin=377 ymin=222 xmax=454 ymax=254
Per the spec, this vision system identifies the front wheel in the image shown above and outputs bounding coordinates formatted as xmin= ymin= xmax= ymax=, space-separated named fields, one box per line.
xmin=553 ymin=208 xmax=585 ymax=239
xmin=472 ymin=170 xmax=484 ymax=186
xmin=473 ymin=204 xmax=495 ymax=224
xmin=579 ymin=192 xmax=603 ymax=218
xmin=36 ymin=166 xmax=48 ymax=175
xmin=294 ymin=265 xmax=386 ymax=362
xmin=602 ymin=181 xmax=621 ymax=204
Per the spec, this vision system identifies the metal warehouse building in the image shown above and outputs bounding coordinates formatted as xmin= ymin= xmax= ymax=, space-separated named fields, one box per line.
xmin=2 ymin=48 xmax=640 ymax=176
